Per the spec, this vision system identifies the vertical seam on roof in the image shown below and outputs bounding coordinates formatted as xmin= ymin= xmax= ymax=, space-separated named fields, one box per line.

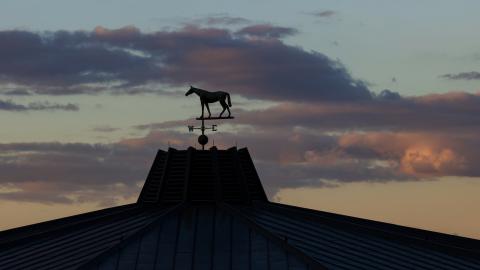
xmin=152 ymin=217 xmax=164 ymax=270
xmin=266 ymin=238 xmax=271 ymax=270
xmin=190 ymin=207 xmax=199 ymax=270
xmin=113 ymin=249 xmax=120 ymax=270
xmin=171 ymin=207 xmax=183 ymax=270
xmin=248 ymin=225 xmax=252 ymax=270
xmin=132 ymin=224 xmax=143 ymax=270
xmin=209 ymin=206 xmax=216 ymax=270
xmin=229 ymin=212 xmax=233 ymax=270
xmin=285 ymin=242 xmax=290 ymax=270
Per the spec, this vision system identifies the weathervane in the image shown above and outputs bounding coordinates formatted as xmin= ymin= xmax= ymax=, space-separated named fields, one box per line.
xmin=185 ymin=85 xmax=234 ymax=150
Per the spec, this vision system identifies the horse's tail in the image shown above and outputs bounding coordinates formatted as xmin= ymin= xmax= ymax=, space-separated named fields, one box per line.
xmin=226 ymin=93 xmax=232 ymax=107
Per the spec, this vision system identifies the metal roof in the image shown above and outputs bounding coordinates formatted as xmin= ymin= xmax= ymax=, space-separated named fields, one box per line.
xmin=239 ymin=203 xmax=480 ymax=270
xmin=1 ymin=147 xmax=479 ymax=270
xmin=81 ymin=205 xmax=315 ymax=270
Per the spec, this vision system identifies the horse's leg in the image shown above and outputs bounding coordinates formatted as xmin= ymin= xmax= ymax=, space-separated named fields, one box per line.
xmin=205 ymin=103 xmax=211 ymax=118
xmin=200 ymin=100 xmax=204 ymax=118
xmin=219 ymin=100 xmax=227 ymax=117
xmin=226 ymin=104 xmax=231 ymax=117
xmin=221 ymin=95 xmax=231 ymax=117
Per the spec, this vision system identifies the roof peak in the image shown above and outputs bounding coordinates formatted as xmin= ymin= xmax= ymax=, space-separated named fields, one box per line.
xmin=138 ymin=146 xmax=268 ymax=205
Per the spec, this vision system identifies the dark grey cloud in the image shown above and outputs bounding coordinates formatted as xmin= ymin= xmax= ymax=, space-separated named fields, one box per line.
xmin=309 ymin=10 xmax=336 ymax=18
xmin=193 ymin=15 xmax=251 ymax=25
xmin=92 ymin=125 xmax=121 ymax=132
xmin=0 ymin=99 xmax=78 ymax=111
xmin=440 ymin=71 xmax=480 ymax=80
xmin=0 ymin=25 xmax=372 ymax=101
xmin=3 ymin=89 xmax=32 ymax=96
xmin=229 ymin=92 xmax=480 ymax=132
xmin=376 ymin=89 xmax=402 ymax=100
xmin=0 ymin=140 xmax=156 ymax=205
xmin=0 ymin=28 xmax=154 ymax=94
xmin=141 ymin=91 xmax=480 ymax=134
xmin=0 ymin=132 xmax=191 ymax=205
xmin=234 ymin=24 xmax=298 ymax=39
xmin=257 ymin=159 xmax=411 ymax=196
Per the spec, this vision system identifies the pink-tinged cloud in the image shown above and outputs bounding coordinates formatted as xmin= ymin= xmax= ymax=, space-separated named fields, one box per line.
xmin=400 ymin=147 xmax=464 ymax=176
xmin=338 ymin=132 xmax=477 ymax=177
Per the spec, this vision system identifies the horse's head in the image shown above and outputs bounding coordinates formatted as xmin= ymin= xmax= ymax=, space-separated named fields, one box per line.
xmin=185 ymin=85 xmax=195 ymax=96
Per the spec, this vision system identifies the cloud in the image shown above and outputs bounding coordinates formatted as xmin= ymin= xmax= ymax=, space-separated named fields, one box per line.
xmin=108 ymin=129 xmax=421 ymax=188
xmin=134 ymin=118 xmax=193 ymax=130
xmin=440 ymin=71 xmax=480 ymax=80
xmin=192 ymin=15 xmax=251 ymax=26
xmin=0 ymin=141 xmax=155 ymax=205
xmin=0 ymin=25 xmax=372 ymax=101
xmin=0 ymin=99 xmax=79 ymax=111
xmin=228 ymin=92 xmax=480 ymax=132
xmin=309 ymin=10 xmax=336 ymax=18
xmin=338 ymin=131 xmax=480 ymax=177
xmin=92 ymin=125 xmax=121 ymax=132
xmin=376 ymin=89 xmax=402 ymax=100
xmin=235 ymin=24 xmax=298 ymax=39
xmin=3 ymin=89 xmax=32 ymax=96
xmin=0 ymin=128 xmax=410 ymax=204
xmin=0 ymin=131 xmax=210 ymax=205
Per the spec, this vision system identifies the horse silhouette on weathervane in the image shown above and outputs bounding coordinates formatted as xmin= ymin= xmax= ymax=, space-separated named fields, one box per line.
xmin=185 ymin=86 xmax=232 ymax=119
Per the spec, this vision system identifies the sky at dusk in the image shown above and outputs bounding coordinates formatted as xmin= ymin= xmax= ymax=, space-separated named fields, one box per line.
xmin=1 ymin=0 xmax=480 ymax=239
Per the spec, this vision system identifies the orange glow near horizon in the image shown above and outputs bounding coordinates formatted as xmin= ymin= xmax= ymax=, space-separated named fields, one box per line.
xmin=274 ymin=177 xmax=480 ymax=239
